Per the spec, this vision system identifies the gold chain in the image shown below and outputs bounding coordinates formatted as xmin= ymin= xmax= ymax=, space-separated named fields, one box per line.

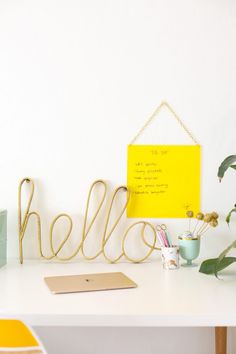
xmin=130 ymin=101 xmax=199 ymax=145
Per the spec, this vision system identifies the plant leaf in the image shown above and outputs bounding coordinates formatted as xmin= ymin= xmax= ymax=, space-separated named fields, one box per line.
xmin=217 ymin=155 xmax=236 ymax=181
xmin=226 ymin=208 xmax=236 ymax=225
xmin=217 ymin=240 xmax=236 ymax=262
xmin=214 ymin=240 xmax=236 ymax=277
xmin=199 ymin=257 xmax=236 ymax=275
xmin=230 ymin=165 xmax=236 ymax=170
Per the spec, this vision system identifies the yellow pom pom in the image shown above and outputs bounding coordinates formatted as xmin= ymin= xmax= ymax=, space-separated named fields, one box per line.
xmin=210 ymin=219 xmax=218 ymax=227
xmin=211 ymin=212 xmax=219 ymax=219
xmin=186 ymin=210 xmax=194 ymax=218
xmin=196 ymin=212 xmax=204 ymax=220
xmin=204 ymin=213 xmax=212 ymax=223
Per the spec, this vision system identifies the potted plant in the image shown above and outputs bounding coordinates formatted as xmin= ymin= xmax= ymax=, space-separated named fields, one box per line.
xmin=199 ymin=155 xmax=236 ymax=277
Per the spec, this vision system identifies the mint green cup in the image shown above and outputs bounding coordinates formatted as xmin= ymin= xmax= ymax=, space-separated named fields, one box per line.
xmin=178 ymin=238 xmax=200 ymax=267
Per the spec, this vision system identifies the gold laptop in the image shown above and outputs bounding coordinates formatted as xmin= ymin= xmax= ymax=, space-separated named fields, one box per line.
xmin=44 ymin=272 xmax=137 ymax=294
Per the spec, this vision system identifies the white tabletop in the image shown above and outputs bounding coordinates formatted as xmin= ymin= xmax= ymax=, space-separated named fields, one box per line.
xmin=0 ymin=260 xmax=235 ymax=327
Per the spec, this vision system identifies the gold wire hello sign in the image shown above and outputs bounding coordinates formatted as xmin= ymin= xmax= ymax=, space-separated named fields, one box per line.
xmin=18 ymin=178 xmax=160 ymax=264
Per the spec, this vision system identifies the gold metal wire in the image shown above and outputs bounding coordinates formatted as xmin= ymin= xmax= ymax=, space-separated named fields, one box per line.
xmin=122 ymin=222 xmax=157 ymax=263
xmin=18 ymin=178 xmax=160 ymax=264
xmin=130 ymin=101 xmax=199 ymax=145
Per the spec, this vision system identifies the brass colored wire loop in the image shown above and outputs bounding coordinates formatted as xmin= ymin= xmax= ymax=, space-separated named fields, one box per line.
xmin=122 ymin=222 xmax=158 ymax=263
xmin=80 ymin=180 xmax=107 ymax=260
xmin=50 ymin=214 xmax=73 ymax=258
xmin=18 ymin=178 xmax=160 ymax=264
xmin=102 ymin=186 xmax=130 ymax=263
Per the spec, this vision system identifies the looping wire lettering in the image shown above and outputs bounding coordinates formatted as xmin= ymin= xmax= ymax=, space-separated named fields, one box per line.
xmin=18 ymin=178 xmax=160 ymax=264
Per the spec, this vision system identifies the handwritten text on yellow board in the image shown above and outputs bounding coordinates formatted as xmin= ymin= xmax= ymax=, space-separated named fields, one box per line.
xmin=127 ymin=145 xmax=201 ymax=218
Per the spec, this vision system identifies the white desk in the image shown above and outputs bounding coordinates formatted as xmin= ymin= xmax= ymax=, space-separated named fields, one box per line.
xmin=0 ymin=260 xmax=235 ymax=328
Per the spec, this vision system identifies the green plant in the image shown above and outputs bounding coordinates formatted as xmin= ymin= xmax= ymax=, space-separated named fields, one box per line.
xmin=199 ymin=155 xmax=236 ymax=277
xmin=218 ymin=155 xmax=236 ymax=225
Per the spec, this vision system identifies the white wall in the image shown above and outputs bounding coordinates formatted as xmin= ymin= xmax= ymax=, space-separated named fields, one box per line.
xmin=1 ymin=0 xmax=236 ymax=353
xmin=1 ymin=0 xmax=236 ymax=259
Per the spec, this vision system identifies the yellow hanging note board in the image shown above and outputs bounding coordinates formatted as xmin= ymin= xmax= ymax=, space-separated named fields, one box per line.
xmin=127 ymin=102 xmax=201 ymax=218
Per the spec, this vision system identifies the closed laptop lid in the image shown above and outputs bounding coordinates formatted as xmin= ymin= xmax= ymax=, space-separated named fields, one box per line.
xmin=44 ymin=272 xmax=137 ymax=294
